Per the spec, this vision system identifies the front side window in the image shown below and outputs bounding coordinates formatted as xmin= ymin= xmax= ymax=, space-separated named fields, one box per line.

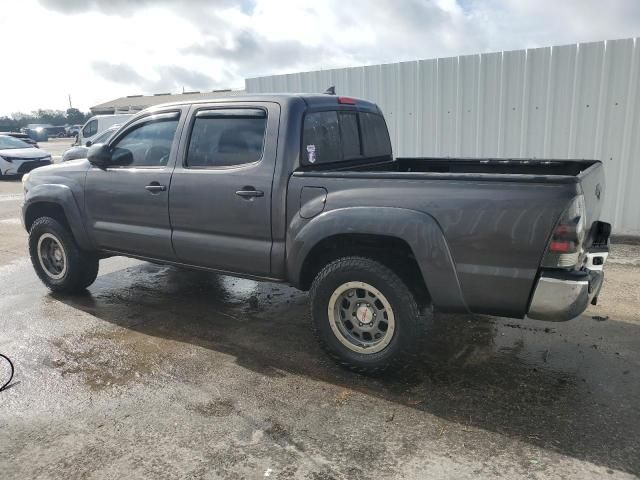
xmin=83 ymin=120 xmax=97 ymax=138
xmin=186 ymin=109 xmax=266 ymax=168
xmin=110 ymin=118 xmax=178 ymax=167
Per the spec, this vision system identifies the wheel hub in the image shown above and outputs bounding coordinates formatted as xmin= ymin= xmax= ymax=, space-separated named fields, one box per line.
xmin=356 ymin=304 xmax=374 ymax=325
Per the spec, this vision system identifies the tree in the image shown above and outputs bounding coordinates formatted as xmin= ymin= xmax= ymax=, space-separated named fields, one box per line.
xmin=2 ymin=108 xmax=91 ymax=130
xmin=33 ymin=109 xmax=67 ymax=125
xmin=66 ymin=108 xmax=87 ymax=125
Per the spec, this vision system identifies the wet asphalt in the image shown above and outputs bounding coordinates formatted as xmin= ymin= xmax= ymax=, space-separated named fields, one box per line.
xmin=0 ymin=165 xmax=639 ymax=479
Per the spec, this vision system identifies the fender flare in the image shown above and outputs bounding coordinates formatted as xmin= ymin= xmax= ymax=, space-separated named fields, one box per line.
xmin=23 ymin=184 xmax=92 ymax=250
xmin=287 ymin=206 xmax=469 ymax=313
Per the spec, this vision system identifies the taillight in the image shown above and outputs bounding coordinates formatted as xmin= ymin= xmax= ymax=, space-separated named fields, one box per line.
xmin=542 ymin=195 xmax=586 ymax=268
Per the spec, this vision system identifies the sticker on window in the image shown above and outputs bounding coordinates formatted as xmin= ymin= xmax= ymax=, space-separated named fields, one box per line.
xmin=306 ymin=144 xmax=316 ymax=164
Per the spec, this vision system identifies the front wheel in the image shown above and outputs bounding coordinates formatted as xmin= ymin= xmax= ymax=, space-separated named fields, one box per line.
xmin=28 ymin=217 xmax=99 ymax=293
xmin=309 ymin=256 xmax=422 ymax=374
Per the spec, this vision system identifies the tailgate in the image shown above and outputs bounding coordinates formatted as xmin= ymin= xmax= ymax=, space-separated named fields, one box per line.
xmin=577 ymin=161 xmax=610 ymax=249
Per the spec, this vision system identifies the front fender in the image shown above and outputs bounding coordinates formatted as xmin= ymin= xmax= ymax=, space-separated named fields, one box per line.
xmin=23 ymin=183 xmax=92 ymax=250
xmin=287 ymin=207 xmax=469 ymax=313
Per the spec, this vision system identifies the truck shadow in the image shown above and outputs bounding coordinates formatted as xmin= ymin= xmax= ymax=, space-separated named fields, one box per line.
xmin=55 ymin=262 xmax=640 ymax=475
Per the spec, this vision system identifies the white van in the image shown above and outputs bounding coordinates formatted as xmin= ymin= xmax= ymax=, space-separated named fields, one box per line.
xmin=77 ymin=114 xmax=133 ymax=146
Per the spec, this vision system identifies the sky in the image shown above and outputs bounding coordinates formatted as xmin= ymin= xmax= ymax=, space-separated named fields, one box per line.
xmin=0 ymin=0 xmax=639 ymax=116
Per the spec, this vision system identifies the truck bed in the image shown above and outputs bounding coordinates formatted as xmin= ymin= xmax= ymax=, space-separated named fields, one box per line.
xmin=289 ymin=155 xmax=605 ymax=318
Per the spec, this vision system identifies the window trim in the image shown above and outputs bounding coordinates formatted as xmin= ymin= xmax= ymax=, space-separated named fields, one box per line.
xmin=105 ymin=111 xmax=181 ymax=170
xmin=183 ymin=106 xmax=268 ymax=170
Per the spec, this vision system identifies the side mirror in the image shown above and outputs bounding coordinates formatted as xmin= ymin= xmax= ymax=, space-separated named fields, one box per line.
xmin=85 ymin=140 xmax=92 ymax=147
xmin=87 ymin=143 xmax=111 ymax=168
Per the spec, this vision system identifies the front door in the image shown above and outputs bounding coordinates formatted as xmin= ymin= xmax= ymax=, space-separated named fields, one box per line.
xmin=84 ymin=109 xmax=185 ymax=260
xmin=169 ymin=102 xmax=280 ymax=276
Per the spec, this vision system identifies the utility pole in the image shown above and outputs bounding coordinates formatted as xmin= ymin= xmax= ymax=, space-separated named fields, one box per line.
xmin=68 ymin=94 xmax=72 ymax=109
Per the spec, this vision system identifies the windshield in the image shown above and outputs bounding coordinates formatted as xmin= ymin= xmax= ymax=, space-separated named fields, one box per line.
xmin=93 ymin=127 xmax=118 ymax=144
xmin=0 ymin=135 xmax=30 ymax=150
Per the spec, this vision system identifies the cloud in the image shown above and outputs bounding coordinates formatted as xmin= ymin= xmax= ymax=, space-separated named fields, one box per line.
xmin=38 ymin=0 xmax=255 ymax=16
xmin=181 ymin=30 xmax=331 ymax=78
xmin=91 ymin=62 xmax=221 ymax=93
xmin=155 ymin=65 xmax=223 ymax=92
xmin=2 ymin=0 xmax=638 ymax=115
xmin=91 ymin=62 xmax=145 ymax=85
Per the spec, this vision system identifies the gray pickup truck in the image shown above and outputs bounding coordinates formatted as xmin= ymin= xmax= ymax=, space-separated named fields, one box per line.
xmin=21 ymin=94 xmax=610 ymax=372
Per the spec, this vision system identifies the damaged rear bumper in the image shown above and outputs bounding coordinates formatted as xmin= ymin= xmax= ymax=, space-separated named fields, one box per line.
xmin=527 ymin=254 xmax=606 ymax=322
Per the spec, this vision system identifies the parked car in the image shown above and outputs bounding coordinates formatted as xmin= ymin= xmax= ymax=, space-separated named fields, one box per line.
xmin=45 ymin=126 xmax=68 ymax=138
xmin=0 ymin=131 xmax=38 ymax=148
xmin=21 ymin=94 xmax=610 ymax=372
xmin=0 ymin=135 xmax=51 ymax=178
xmin=66 ymin=125 xmax=83 ymax=137
xmin=77 ymin=114 xmax=132 ymax=146
xmin=62 ymin=124 xmax=121 ymax=162
xmin=22 ymin=124 xmax=51 ymax=142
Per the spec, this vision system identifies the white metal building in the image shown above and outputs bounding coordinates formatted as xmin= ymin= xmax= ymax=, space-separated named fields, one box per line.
xmin=246 ymin=38 xmax=640 ymax=236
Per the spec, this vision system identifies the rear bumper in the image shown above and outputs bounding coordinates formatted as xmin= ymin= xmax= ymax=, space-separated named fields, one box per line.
xmin=527 ymin=266 xmax=604 ymax=322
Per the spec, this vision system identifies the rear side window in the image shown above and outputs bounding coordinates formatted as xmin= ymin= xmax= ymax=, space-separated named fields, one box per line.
xmin=186 ymin=109 xmax=266 ymax=168
xmin=360 ymin=112 xmax=391 ymax=157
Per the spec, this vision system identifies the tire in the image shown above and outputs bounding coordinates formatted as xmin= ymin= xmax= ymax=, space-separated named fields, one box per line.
xmin=28 ymin=217 xmax=99 ymax=293
xmin=310 ymin=256 xmax=422 ymax=374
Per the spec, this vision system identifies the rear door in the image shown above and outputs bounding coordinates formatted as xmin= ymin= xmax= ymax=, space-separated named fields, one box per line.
xmin=84 ymin=108 xmax=186 ymax=260
xmin=169 ymin=102 xmax=280 ymax=276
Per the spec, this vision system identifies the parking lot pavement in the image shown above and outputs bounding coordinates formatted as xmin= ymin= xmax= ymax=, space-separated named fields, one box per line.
xmin=0 ymin=184 xmax=639 ymax=479
xmin=38 ymin=137 xmax=76 ymax=162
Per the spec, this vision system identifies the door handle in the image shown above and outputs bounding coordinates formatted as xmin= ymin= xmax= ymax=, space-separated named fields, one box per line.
xmin=235 ymin=187 xmax=264 ymax=198
xmin=145 ymin=182 xmax=166 ymax=193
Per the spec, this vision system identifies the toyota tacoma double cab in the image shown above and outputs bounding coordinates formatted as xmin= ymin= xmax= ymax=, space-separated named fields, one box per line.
xmin=21 ymin=94 xmax=611 ymax=372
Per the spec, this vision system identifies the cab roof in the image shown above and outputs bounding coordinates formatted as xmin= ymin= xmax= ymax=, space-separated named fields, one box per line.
xmin=141 ymin=93 xmax=381 ymax=115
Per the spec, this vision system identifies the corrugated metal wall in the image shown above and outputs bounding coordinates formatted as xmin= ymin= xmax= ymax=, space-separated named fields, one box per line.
xmin=246 ymin=38 xmax=640 ymax=235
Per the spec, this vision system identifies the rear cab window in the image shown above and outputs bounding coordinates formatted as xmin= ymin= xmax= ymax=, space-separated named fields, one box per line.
xmin=302 ymin=108 xmax=391 ymax=166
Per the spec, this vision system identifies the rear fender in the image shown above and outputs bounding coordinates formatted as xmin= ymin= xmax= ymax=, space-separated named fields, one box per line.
xmin=287 ymin=207 xmax=469 ymax=313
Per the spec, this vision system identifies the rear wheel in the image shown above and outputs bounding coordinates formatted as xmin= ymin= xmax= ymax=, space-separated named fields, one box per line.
xmin=28 ymin=217 xmax=99 ymax=293
xmin=310 ymin=256 xmax=422 ymax=373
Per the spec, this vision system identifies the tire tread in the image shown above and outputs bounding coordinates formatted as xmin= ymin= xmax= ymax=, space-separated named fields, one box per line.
xmin=28 ymin=217 xmax=98 ymax=293
xmin=309 ymin=256 xmax=422 ymax=374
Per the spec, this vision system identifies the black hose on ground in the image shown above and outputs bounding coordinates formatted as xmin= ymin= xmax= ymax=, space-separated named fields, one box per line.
xmin=0 ymin=354 xmax=14 ymax=392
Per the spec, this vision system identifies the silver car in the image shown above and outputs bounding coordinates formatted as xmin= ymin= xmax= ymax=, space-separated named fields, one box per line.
xmin=62 ymin=124 xmax=121 ymax=162
xmin=0 ymin=135 xmax=51 ymax=178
